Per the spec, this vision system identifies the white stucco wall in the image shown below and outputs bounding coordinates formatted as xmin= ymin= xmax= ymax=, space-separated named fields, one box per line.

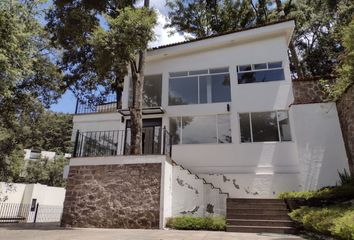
xmin=291 ymin=103 xmax=349 ymax=190
xmin=172 ymin=165 xmax=226 ymax=217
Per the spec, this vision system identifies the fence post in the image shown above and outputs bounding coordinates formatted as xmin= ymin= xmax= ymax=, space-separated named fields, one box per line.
xmin=73 ymin=130 xmax=80 ymax=157
xmin=33 ymin=203 xmax=39 ymax=223
xmin=162 ymin=126 xmax=166 ymax=155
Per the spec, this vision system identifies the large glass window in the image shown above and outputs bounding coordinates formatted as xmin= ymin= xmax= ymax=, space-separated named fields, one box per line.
xmin=169 ymin=76 xmax=198 ymax=105
xmin=239 ymin=111 xmax=291 ymax=143
xmin=129 ymin=74 xmax=162 ymax=107
xmin=170 ymin=114 xmax=232 ymax=144
xmin=237 ymin=61 xmax=285 ymax=84
xmin=169 ymin=68 xmax=231 ymax=105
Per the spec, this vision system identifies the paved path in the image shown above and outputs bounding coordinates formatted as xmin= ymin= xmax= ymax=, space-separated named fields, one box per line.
xmin=0 ymin=225 xmax=304 ymax=240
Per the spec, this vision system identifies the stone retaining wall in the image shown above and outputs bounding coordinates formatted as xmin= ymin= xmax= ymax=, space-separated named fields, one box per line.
xmin=336 ymin=84 xmax=354 ymax=173
xmin=292 ymin=78 xmax=330 ymax=104
xmin=61 ymin=163 xmax=161 ymax=228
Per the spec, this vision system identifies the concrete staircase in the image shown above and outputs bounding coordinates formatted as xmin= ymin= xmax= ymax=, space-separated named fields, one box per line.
xmin=226 ymin=198 xmax=295 ymax=234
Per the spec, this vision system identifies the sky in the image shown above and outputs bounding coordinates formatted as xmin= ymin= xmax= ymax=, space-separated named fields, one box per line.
xmin=50 ymin=0 xmax=186 ymax=113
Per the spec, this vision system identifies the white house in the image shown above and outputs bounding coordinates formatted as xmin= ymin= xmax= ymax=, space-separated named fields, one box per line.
xmin=62 ymin=19 xmax=349 ymax=232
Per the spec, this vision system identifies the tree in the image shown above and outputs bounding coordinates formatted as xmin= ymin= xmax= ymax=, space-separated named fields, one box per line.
xmin=20 ymin=111 xmax=73 ymax=154
xmin=165 ymin=0 xmax=354 ymax=79
xmin=0 ymin=0 xmax=63 ymax=182
xmin=328 ymin=18 xmax=354 ymax=99
xmin=47 ymin=0 xmax=157 ymax=154
xmin=23 ymin=156 xmax=69 ymax=187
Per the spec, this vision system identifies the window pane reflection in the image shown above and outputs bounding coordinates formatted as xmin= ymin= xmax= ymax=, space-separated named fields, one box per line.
xmin=182 ymin=116 xmax=217 ymax=144
xmin=218 ymin=114 xmax=232 ymax=143
xmin=251 ymin=112 xmax=279 ymax=142
xmin=169 ymin=77 xmax=198 ymax=105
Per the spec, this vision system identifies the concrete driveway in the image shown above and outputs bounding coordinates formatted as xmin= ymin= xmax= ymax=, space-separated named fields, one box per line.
xmin=0 ymin=224 xmax=304 ymax=240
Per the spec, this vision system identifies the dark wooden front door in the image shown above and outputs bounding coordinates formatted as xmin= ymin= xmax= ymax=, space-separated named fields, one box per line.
xmin=125 ymin=118 xmax=162 ymax=154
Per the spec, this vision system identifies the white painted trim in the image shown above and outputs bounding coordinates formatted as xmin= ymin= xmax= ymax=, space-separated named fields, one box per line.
xmin=69 ymin=155 xmax=167 ymax=166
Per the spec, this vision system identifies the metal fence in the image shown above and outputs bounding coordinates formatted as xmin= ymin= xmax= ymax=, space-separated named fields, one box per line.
xmin=0 ymin=203 xmax=63 ymax=223
xmin=73 ymin=127 xmax=172 ymax=158
xmin=75 ymin=94 xmax=120 ymax=114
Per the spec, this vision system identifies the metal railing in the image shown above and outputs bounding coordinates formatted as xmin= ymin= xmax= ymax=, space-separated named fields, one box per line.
xmin=0 ymin=203 xmax=63 ymax=223
xmin=73 ymin=127 xmax=172 ymax=158
xmin=75 ymin=94 xmax=121 ymax=114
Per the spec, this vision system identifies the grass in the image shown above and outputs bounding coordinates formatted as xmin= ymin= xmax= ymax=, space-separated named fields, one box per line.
xmin=166 ymin=216 xmax=226 ymax=231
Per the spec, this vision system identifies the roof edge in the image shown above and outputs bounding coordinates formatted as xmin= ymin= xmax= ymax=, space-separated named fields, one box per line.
xmin=149 ymin=18 xmax=295 ymax=51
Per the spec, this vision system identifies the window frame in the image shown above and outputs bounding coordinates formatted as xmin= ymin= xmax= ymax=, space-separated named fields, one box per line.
xmin=238 ymin=110 xmax=292 ymax=143
xmin=169 ymin=67 xmax=231 ymax=106
xmin=170 ymin=114 xmax=232 ymax=145
xmin=236 ymin=61 xmax=285 ymax=84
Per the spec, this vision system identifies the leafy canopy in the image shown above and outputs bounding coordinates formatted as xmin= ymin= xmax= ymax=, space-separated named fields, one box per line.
xmin=89 ymin=7 xmax=157 ymax=85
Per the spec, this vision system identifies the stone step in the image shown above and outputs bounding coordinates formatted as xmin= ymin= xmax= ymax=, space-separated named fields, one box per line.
xmin=227 ymin=198 xmax=284 ymax=204
xmin=226 ymin=225 xmax=296 ymax=234
xmin=227 ymin=213 xmax=291 ymax=220
xmin=227 ymin=219 xmax=294 ymax=227
xmin=227 ymin=208 xmax=289 ymax=215
xmin=227 ymin=203 xmax=287 ymax=210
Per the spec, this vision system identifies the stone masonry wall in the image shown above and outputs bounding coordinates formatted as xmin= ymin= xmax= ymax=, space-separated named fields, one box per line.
xmin=292 ymin=78 xmax=331 ymax=104
xmin=61 ymin=163 xmax=161 ymax=228
xmin=336 ymin=84 xmax=354 ymax=173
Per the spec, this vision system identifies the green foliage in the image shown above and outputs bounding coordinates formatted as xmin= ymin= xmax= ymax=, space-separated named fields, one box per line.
xmin=89 ymin=6 xmax=157 ymax=84
xmin=338 ymin=169 xmax=354 ymax=186
xmin=332 ymin=210 xmax=354 ymax=240
xmin=279 ymin=184 xmax=354 ymax=200
xmin=0 ymin=0 xmax=65 ymax=182
xmin=23 ymin=156 xmax=69 ymax=187
xmin=329 ymin=18 xmax=354 ymax=99
xmin=166 ymin=216 xmax=226 ymax=231
xmin=289 ymin=205 xmax=354 ymax=240
xmin=279 ymin=170 xmax=354 ymax=200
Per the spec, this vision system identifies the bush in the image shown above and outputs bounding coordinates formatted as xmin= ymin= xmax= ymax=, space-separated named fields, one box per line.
xmin=278 ymin=184 xmax=354 ymax=200
xmin=289 ymin=205 xmax=354 ymax=239
xmin=332 ymin=210 xmax=354 ymax=240
xmin=166 ymin=216 xmax=226 ymax=231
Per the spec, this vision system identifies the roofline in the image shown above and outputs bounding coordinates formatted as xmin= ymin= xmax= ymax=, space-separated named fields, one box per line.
xmin=149 ymin=18 xmax=295 ymax=51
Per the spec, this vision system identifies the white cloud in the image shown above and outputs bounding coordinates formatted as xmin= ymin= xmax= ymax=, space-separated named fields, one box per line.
xmin=149 ymin=9 xmax=186 ymax=48
xmin=136 ymin=1 xmax=187 ymax=48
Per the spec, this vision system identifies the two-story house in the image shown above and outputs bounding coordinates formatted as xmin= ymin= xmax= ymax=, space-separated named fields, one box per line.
xmin=61 ymin=19 xmax=349 ymax=232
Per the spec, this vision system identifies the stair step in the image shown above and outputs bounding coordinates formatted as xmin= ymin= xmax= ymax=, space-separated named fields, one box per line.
xmin=227 ymin=198 xmax=284 ymax=204
xmin=227 ymin=203 xmax=287 ymax=210
xmin=227 ymin=208 xmax=289 ymax=215
xmin=227 ymin=225 xmax=295 ymax=234
xmin=227 ymin=219 xmax=294 ymax=227
xmin=227 ymin=213 xmax=291 ymax=220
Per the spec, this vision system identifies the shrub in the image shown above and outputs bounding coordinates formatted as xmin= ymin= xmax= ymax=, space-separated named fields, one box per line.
xmin=289 ymin=205 xmax=354 ymax=239
xmin=278 ymin=184 xmax=354 ymax=200
xmin=331 ymin=210 xmax=354 ymax=240
xmin=166 ymin=216 xmax=226 ymax=231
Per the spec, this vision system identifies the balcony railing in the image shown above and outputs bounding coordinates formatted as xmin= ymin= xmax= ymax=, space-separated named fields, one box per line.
xmin=75 ymin=94 xmax=120 ymax=114
xmin=73 ymin=127 xmax=172 ymax=158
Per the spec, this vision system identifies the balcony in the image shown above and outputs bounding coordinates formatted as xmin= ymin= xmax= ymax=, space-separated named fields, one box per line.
xmin=73 ymin=128 xmax=172 ymax=158
xmin=75 ymin=94 xmax=120 ymax=115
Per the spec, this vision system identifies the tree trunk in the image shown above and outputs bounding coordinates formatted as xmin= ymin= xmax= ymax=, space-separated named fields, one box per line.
xmin=130 ymin=69 xmax=144 ymax=155
xmin=129 ymin=0 xmax=149 ymax=155
xmin=289 ymin=41 xmax=305 ymax=79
